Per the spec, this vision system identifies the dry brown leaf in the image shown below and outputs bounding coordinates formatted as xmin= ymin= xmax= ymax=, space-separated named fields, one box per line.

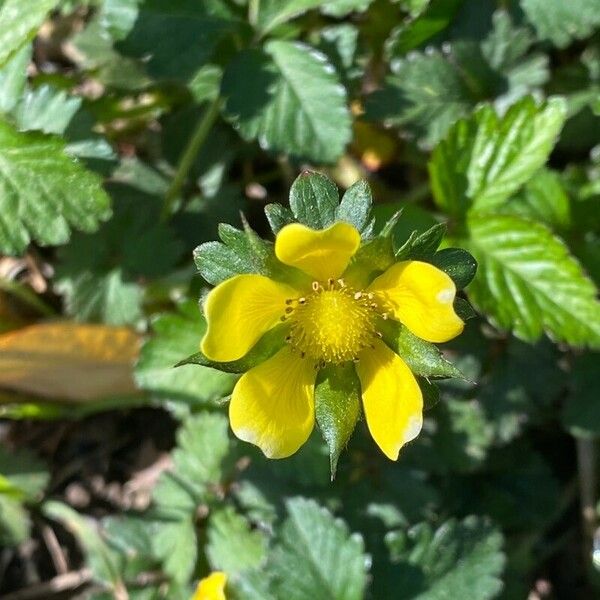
xmin=0 ymin=323 xmax=140 ymax=401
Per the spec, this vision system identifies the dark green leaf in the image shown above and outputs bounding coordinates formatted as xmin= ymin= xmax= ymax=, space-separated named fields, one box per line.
xmin=315 ymin=363 xmax=361 ymax=476
xmin=387 ymin=516 xmax=504 ymax=599
xmin=429 ymin=247 xmax=478 ymax=289
xmin=395 ymin=223 xmax=446 ymax=260
xmin=562 ymin=353 xmax=600 ymax=437
xmin=221 ymin=42 xmax=351 ymax=163
xmin=265 ymin=203 xmax=295 ymax=234
xmin=270 ymin=498 xmax=367 ymax=600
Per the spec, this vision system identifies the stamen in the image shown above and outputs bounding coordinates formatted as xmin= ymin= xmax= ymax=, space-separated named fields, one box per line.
xmin=354 ymin=291 xmax=362 ymax=300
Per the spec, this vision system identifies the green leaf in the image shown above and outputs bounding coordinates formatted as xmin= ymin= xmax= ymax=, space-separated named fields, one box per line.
xmin=502 ymin=168 xmax=571 ymax=231
xmin=315 ymin=364 xmax=361 ymax=476
xmin=0 ymin=44 xmax=31 ymax=113
xmin=0 ymin=0 xmax=60 ymax=68
xmin=0 ymin=119 xmax=111 ymax=255
xmin=270 ymin=498 xmax=367 ymax=600
xmin=206 ymin=506 xmax=268 ymax=575
xmin=119 ymin=0 xmax=231 ymax=80
xmin=55 ymin=188 xmax=181 ymax=325
xmin=386 ymin=516 xmax=504 ymax=599
xmin=256 ymin=0 xmax=327 ymax=35
xmin=55 ymin=268 xmax=142 ymax=326
xmin=562 ymin=353 xmax=600 ymax=437
xmin=386 ymin=0 xmax=464 ymax=56
xmin=429 ymin=247 xmax=478 ymax=289
xmin=467 ymin=213 xmax=600 ymax=346
xmin=221 ymin=42 xmax=351 ymax=163
xmin=381 ymin=319 xmax=464 ymax=379
xmin=429 ymin=96 xmax=567 ymax=218
xmin=336 ymin=179 xmax=373 ymax=234
xmin=289 ymin=171 xmax=339 ymax=229
xmin=366 ymin=46 xmax=491 ymax=147
xmin=14 ymin=84 xmax=81 ymax=135
xmin=135 ymin=301 xmax=237 ymax=404
xmin=521 ymin=0 xmax=600 ymax=49
xmin=151 ymin=412 xmax=232 ymax=582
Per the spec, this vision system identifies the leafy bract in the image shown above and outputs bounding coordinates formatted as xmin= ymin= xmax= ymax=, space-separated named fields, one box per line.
xmin=315 ymin=364 xmax=361 ymax=476
xmin=270 ymin=498 xmax=367 ymax=600
xmin=0 ymin=0 xmax=60 ymax=68
xmin=429 ymin=96 xmax=567 ymax=217
xmin=0 ymin=119 xmax=111 ymax=255
xmin=221 ymin=41 xmax=351 ymax=163
xmin=467 ymin=213 xmax=600 ymax=347
xmin=135 ymin=301 xmax=237 ymax=404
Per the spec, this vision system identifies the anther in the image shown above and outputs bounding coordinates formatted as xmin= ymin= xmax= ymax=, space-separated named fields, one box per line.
xmin=354 ymin=291 xmax=363 ymax=300
xmin=285 ymin=307 xmax=293 ymax=314
xmin=382 ymin=312 xmax=388 ymax=320
xmin=300 ymin=351 xmax=305 ymax=359
xmin=370 ymin=302 xmax=378 ymax=309
xmin=312 ymin=281 xmax=320 ymax=292
xmin=328 ymin=278 xmax=335 ymax=288
xmin=367 ymin=293 xmax=374 ymax=300
xmin=298 ymin=297 xmax=306 ymax=304
xmin=280 ymin=316 xmax=287 ymax=321
xmin=338 ymin=278 xmax=345 ymax=287
xmin=285 ymin=298 xmax=293 ymax=305
xmin=374 ymin=331 xmax=383 ymax=338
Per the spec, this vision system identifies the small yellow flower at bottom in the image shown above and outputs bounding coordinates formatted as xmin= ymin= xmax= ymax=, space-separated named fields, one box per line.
xmin=201 ymin=221 xmax=464 ymax=460
xmin=192 ymin=572 xmax=227 ymax=600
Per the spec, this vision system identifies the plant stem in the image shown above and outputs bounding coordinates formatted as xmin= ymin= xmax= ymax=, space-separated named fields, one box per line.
xmin=161 ymin=96 xmax=222 ymax=221
xmin=248 ymin=0 xmax=260 ymax=27
xmin=576 ymin=436 xmax=597 ymax=560
xmin=0 ymin=277 xmax=55 ymax=317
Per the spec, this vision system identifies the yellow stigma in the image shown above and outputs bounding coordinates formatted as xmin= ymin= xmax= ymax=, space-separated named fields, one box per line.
xmin=284 ymin=279 xmax=379 ymax=364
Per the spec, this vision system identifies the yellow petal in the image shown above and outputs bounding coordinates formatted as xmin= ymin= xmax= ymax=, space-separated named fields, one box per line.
xmin=192 ymin=572 xmax=227 ymax=600
xmin=368 ymin=260 xmax=464 ymax=343
xmin=356 ymin=340 xmax=423 ymax=460
xmin=202 ymin=274 xmax=299 ymax=362
xmin=229 ymin=346 xmax=317 ymax=458
xmin=275 ymin=222 xmax=361 ymax=281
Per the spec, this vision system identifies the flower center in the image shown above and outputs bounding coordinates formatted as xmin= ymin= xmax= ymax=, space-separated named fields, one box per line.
xmin=282 ymin=279 xmax=383 ymax=365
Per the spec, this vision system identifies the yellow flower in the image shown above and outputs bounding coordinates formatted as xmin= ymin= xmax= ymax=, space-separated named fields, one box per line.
xmin=201 ymin=222 xmax=463 ymax=460
xmin=192 ymin=572 xmax=227 ymax=600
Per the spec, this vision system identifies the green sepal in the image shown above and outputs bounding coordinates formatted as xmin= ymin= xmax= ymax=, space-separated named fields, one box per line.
xmin=289 ymin=170 xmax=339 ymax=229
xmin=418 ymin=377 xmax=440 ymax=411
xmin=315 ymin=363 xmax=362 ymax=478
xmin=454 ymin=297 xmax=478 ymax=321
xmin=335 ymin=179 xmax=373 ymax=234
xmin=264 ymin=202 xmax=294 ymax=234
xmin=429 ymin=247 xmax=478 ymax=289
xmin=176 ymin=323 xmax=288 ymax=374
xmin=380 ymin=319 xmax=465 ymax=380
xmin=395 ymin=222 xmax=447 ymax=260
xmin=344 ymin=235 xmax=396 ymax=288
xmin=193 ymin=221 xmax=305 ymax=286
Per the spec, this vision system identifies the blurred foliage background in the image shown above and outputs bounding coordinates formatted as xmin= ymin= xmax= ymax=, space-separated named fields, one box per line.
xmin=0 ymin=0 xmax=599 ymax=598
